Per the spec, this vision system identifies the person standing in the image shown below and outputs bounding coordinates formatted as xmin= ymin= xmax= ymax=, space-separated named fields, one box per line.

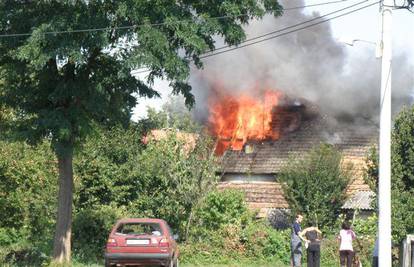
xmin=338 ymin=221 xmax=356 ymax=267
xmin=291 ymin=214 xmax=304 ymax=267
xmin=300 ymin=224 xmax=322 ymax=267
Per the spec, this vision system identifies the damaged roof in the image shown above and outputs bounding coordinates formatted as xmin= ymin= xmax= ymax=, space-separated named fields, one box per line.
xmin=220 ymin=116 xmax=377 ymax=174
xmin=219 ymin=116 xmax=378 ymax=195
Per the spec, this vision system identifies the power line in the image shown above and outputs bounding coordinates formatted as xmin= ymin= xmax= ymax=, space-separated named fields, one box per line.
xmin=206 ymin=0 xmax=370 ymax=55
xmin=131 ymin=0 xmax=378 ymax=75
xmin=200 ymin=1 xmax=379 ymax=59
xmin=0 ymin=0 xmax=352 ymax=38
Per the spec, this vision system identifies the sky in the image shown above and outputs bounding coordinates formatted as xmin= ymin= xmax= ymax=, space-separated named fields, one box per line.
xmin=131 ymin=0 xmax=414 ymax=121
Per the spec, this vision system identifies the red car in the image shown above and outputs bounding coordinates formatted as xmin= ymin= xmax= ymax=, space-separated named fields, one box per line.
xmin=104 ymin=218 xmax=179 ymax=267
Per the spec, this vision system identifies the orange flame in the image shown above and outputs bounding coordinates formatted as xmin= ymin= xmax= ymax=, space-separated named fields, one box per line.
xmin=209 ymin=89 xmax=283 ymax=155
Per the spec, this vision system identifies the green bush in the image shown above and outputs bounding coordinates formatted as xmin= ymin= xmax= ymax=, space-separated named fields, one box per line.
xmin=280 ymin=144 xmax=352 ymax=229
xmin=0 ymin=228 xmax=22 ymax=247
xmin=319 ymin=234 xmax=374 ymax=267
xmin=182 ymin=190 xmax=291 ymax=265
xmin=242 ymin=222 xmax=290 ymax=263
xmin=72 ymin=205 xmax=131 ymax=262
xmin=191 ymin=190 xmax=252 ymax=234
xmin=75 ymin=127 xmax=218 ymax=239
xmin=352 ymin=214 xmax=378 ymax=237
xmin=0 ymin=140 xmax=57 ymax=266
xmin=0 ymin=141 xmax=57 ymax=241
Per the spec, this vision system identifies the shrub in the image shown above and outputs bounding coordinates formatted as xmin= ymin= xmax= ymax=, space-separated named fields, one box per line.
xmin=75 ymin=127 xmax=218 ymax=239
xmin=352 ymin=214 xmax=378 ymax=237
xmin=280 ymin=144 xmax=352 ymax=229
xmin=189 ymin=189 xmax=253 ymax=241
xmin=0 ymin=141 xmax=57 ymax=240
xmin=0 ymin=228 xmax=22 ymax=247
xmin=72 ymin=205 xmax=131 ymax=261
xmin=182 ymin=190 xmax=291 ymax=265
xmin=242 ymin=222 xmax=291 ymax=264
xmin=319 ymin=234 xmax=374 ymax=267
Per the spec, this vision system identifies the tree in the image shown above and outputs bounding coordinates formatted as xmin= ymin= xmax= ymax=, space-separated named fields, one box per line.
xmin=0 ymin=1 xmax=282 ymax=263
xmin=132 ymin=132 xmax=219 ymax=236
xmin=73 ymin=126 xmax=219 ymax=257
xmin=279 ymin=144 xmax=352 ymax=228
xmin=364 ymin=145 xmax=378 ymax=192
xmin=138 ymin=96 xmax=201 ymax=135
xmin=364 ymin=106 xmax=414 ymax=242
xmin=391 ymin=106 xmax=414 ymax=242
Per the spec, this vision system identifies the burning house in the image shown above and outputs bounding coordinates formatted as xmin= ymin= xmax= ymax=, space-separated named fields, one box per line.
xmin=186 ymin=0 xmax=409 ymax=224
xmin=207 ymin=89 xmax=376 ymax=220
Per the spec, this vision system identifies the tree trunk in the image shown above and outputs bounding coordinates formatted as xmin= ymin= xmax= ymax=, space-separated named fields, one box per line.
xmin=52 ymin=147 xmax=74 ymax=264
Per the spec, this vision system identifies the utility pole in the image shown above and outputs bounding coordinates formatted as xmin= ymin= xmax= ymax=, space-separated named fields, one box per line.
xmin=378 ymin=0 xmax=392 ymax=265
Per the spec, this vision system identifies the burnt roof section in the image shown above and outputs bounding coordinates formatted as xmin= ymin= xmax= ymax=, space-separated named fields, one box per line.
xmin=220 ymin=116 xmax=378 ymax=174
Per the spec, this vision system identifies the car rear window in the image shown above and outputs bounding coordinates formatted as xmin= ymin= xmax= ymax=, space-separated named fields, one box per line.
xmin=115 ymin=222 xmax=163 ymax=236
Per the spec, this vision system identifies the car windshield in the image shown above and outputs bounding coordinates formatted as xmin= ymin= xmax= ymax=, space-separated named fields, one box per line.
xmin=115 ymin=222 xmax=163 ymax=236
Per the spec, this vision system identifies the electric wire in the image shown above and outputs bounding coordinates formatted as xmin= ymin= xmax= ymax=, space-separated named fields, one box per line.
xmin=200 ymin=1 xmax=379 ymax=59
xmin=0 ymin=0 xmax=353 ymax=38
xmin=131 ymin=1 xmax=379 ymax=75
xmin=203 ymin=0 xmax=370 ymax=55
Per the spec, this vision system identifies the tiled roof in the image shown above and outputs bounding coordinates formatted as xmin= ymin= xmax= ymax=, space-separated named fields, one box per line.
xmin=219 ymin=116 xmax=377 ymax=195
xmin=217 ymin=181 xmax=375 ymax=217
xmin=342 ymin=190 xmax=375 ymax=210
xmin=143 ymin=129 xmax=198 ymax=154
xmin=221 ymin=117 xmax=376 ymax=173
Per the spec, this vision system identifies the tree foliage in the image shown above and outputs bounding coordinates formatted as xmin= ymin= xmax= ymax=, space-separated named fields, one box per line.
xmin=0 ymin=0 xmax=283 ymax=150
xmin=392 ymin=106 xmax=414 ymax=190
xmin=128 ymin=132 xmax=219 ymax=234
xmin=138 ymin=96 xmax=201 ymax=135
xmin=182 ymin=189 xmax=291 ymax=265
xmin=364 ymin=106 xmax=414 ymax=242
xmin=73 ymin=123 xmax=219 ymax=238
xmin=364 ymin=145 xmax=378 ymax=192
xmin=279 ymin=144 xmax=352 ymax=228
xmin=0 ymin=1 xmax=282 ymax=261
xmin=0 ymin=140 xmax=57 ymax=242
xmin=390 ymin=106 xmax=414 ymax=242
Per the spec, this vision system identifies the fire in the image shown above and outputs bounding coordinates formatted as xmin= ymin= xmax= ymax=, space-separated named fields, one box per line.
xmin=209 ymin=89 xmax=283 ymax=155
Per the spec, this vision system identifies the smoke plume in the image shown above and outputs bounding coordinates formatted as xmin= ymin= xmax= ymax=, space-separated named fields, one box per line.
xmin=189 ymin=0 xmax=414 ymax=126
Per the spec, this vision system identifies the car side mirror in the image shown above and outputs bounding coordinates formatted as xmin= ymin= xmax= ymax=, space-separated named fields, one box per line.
xmin=173 ymin=234 xmax=179 ymax=240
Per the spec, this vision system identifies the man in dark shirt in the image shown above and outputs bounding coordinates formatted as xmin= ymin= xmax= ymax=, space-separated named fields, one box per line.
xmin=291 ymin=214 xmax=304 ymax=267
xmin=300 ymin=224 xmax=322 ymax=267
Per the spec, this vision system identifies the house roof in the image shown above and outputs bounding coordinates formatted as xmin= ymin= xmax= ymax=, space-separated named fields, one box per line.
xmin=342 ymin=190 xmax=375 ymax=210
xmin=219 ymin=118 xmax=378 ymax=210
xmin=143 ymin=129 xmax=198 ymax=154
xmin=219 ymin=116 xmax=377 ymax=195
xmin=220 ymin=117 xmax=377 ymax=174
xmin=218 ymin=181 xmax=375 ymax=217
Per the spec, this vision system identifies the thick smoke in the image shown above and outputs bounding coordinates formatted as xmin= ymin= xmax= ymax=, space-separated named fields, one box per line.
xmin=189 ymin=0 xmax=414 ymax=127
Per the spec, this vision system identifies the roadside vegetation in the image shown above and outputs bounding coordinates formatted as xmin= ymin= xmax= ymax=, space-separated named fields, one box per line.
xmin=0 ymin=1 xmax=283 ymax=264
xmin=1 ymin=104 xmax=414 ymax=266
